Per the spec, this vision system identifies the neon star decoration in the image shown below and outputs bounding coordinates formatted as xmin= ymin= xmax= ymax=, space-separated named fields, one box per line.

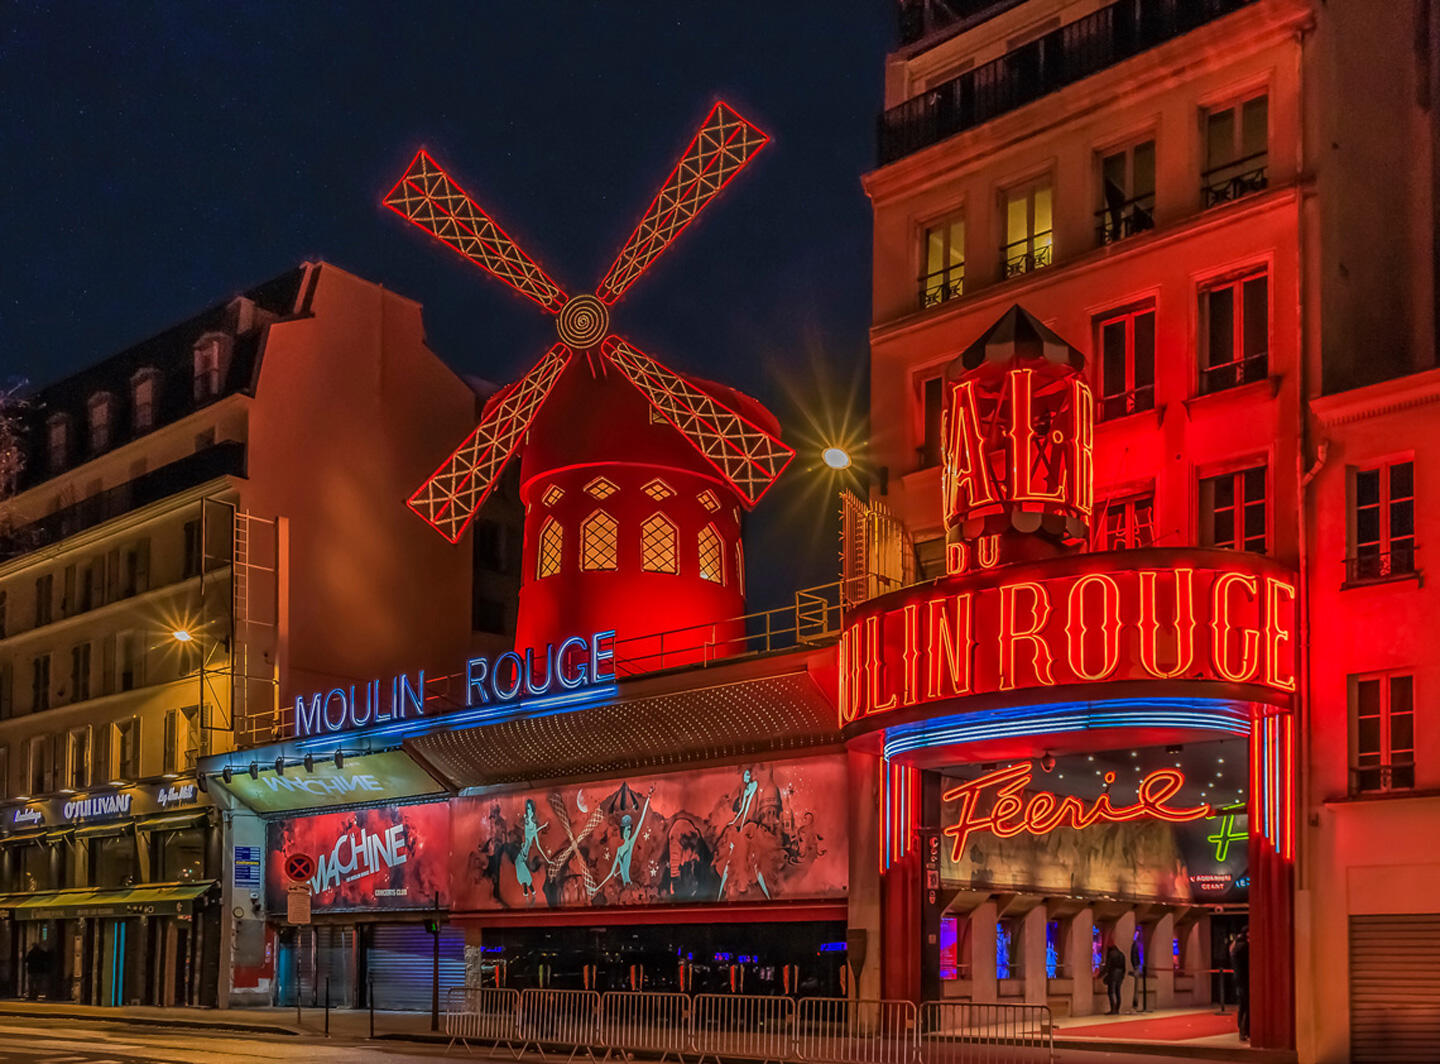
xmin=384 ymin=102 xmax=794 ymax=542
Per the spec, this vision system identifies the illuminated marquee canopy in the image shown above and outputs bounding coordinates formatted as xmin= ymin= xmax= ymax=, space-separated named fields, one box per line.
xmin=839 ymin=548 xmax=1297 ymax=732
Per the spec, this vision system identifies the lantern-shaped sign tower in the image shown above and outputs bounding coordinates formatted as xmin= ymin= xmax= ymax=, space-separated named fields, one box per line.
xmin=941 ymin=306 xmax=1094 ymax=573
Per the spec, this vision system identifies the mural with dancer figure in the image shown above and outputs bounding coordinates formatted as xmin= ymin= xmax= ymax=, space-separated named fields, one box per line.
xmin=451 ymin=757 xmax=847 ymax=911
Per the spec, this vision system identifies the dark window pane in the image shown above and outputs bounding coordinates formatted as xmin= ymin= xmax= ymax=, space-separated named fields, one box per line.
xmin=1207 ymin=288 xmax=1235 ymax=369
xmin=1357 ymin=716 xmax=1381 ymax=755
xmin=1133 ymin=142 xmax=1156 ymax=198
xmin=1390 ymin=712 xmax=1414 ymax=752
xmin=1356 ymin=679 xmax=1381 ymax=718
xmin=1356 ymin=767 xmax=1382 ymax=791
xmin=1390 ymin=675 xmax=1414 ymax=712
xmin=1134 ymin=312 xmax=1155 ymax=389
xmin=1392 ymin=765 xmax=1415 ymax=789
xmin=1213 ymin=475 xmax=1235 ymax=510
xmin=1244 ymin=466 xmax=1266 ymax=498
xmin=1355 ymin=469 xmax=1380 ymax=507
xmin=1244 ymin=501 xmax=1266 ymax=541
xmin=1390 ymin=500 xmax=1414 ymax=539
xmin=1356 ymin=507 xmax=1381 ymax=545
xmin=1242 ymin=276 xmax=1268 ymax=360
xmin=1102 ymin=321 xmax=1127 ymax=397
xmin=1389 ymin=461 xmax=1413 ymax=499
xmin=1207 ymin=108 xmax=1236 ymax=170
xmin=1212 ymin=509 xmax=1234 ymax=548
xmin=1241 ymin=96 xmax=1268 ymax=158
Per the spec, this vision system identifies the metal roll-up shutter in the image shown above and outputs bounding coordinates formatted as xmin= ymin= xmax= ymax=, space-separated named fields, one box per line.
xmin=1350 ymin=914 xmax=1440 ymax=1062
xmin=368 ymin=924 xmax=465 ymax=1012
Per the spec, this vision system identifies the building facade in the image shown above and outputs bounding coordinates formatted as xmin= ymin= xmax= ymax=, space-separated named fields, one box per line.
xmin=867 ymin=0 xmax=1439 ymax=1060
xmin=0 ymin=262 xmax=509 ymax=1007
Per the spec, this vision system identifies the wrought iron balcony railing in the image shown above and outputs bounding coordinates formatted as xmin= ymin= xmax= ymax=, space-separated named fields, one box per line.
xmin=1098 ymin=384 xmax=1156 ymax=421
xmin=1199 ymin=352 xmax=1267 ymax=395
xmin=920 ymin=266 xmax=966 ymax=309
xmin=1345 ymin=545 xmax=1418 ymax=585
xmin=1002 ymin=236 xmax=1053 ymax=278
xmin=1202 ymin=152 xmax=1269 ymax=208
xmin=1352 ymin=761 xmax=1416 ymax=794
xmin=878 ymin=0 xmax=1261 ymax=166
xmin=1096 ymin=194 xmax=1157 ymax=245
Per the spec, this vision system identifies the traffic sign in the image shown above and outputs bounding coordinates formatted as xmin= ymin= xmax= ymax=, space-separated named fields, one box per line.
xmin=284 ymin=851 xmax=316 ymax=883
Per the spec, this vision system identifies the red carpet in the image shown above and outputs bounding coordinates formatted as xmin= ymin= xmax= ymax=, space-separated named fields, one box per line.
xmin=1062 ymin=1010 xmax=1240 ymax=1041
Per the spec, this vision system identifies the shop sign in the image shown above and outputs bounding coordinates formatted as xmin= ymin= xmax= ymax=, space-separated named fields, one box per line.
xmin=1 ymin=780 xmax=210 ymax=837
xmin=156 ymin=782 xmax=200 ymax=809
xmin=941 ymin=761 xmax=1212 ymax=862
xmin=838 ymin=552 xmax=1297 ymax=729
xmin=291 ymin=629 xmax=616 ymax=737
xmin=222 ymin=751 xmax=445 ymax=813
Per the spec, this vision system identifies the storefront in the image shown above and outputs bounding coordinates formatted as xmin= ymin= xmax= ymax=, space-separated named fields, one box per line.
xmin=0 ymin=778 xmax=219 ymax=1005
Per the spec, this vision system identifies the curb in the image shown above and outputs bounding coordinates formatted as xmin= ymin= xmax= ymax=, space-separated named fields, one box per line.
xmin=1054 ymin=1034 xmax=1298 ymax=1062
xmin=0 ymin=1007 xmax=302 ymax=1038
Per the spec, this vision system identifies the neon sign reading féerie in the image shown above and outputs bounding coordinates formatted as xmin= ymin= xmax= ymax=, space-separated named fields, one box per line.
xmin=294 ymin=630 xmax=615 ymax=737
xmin=941 ymin=761 xmax=1211 ymax=861
xmin=837 ymin=551 xmax=1297 ymax=729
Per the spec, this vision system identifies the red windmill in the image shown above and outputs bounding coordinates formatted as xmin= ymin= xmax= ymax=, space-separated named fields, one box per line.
xmin=384 ymin=102 xmax=795 ymax=659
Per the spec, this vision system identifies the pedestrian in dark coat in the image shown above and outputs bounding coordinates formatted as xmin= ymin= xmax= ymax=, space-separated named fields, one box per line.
xmin=1103 ymin=944 xmax=1127 ymax=1015
xmin=1231 ymin=928 xmax=1251 ymax=1040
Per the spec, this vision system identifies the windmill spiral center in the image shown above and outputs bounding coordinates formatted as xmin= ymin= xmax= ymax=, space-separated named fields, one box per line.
xmin=556 ymin=294 xmax=609 ymax=348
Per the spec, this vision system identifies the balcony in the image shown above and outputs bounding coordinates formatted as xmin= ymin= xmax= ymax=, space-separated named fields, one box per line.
xmin=878 ymin=0 xmax=1260 ymax=166
xmin=0 ymin=442 xmax=246 ymax=560
xmin=898 ymin=1 xmax=1020 ymax=47
xmin=1201 ymin=152 xmax=1269 ymax=209
xmin=1345 ymin=545 xmax=1418 ymax=587
xmin=920 ymin=264 xmax=966 ymax=309
xmin=1199 ymin=352 xmax=1268 ymax=395
xmin=1098 ymin=384 xmax=1156 ymax=421
xmin=1095 ymin=194 xmax=1156 ymax=245
xmin=1002 ymin=234 xmax=1053 ymax=278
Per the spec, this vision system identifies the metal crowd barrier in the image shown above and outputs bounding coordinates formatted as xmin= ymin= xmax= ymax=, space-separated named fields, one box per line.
xmin=443 ymin=990 xmax=1051 ymax=1064
xmin=919 ymin=1001 xmax=1054 ymax=1064
xmin=445 ymin=986 xmax=522 ymax=1056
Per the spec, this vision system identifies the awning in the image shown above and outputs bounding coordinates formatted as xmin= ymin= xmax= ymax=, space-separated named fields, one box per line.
xmin=0 ymin=829 xmax=46 ymax=845
xmin=0 ymin=881 xmax=215 ymax=920
xmin=72 ymin=822 xmax=130 ymax=840
xmin=411 ymin=659 xmax=839 ymax=787
xmin=135 ymin=811 xmax=209 ymax=832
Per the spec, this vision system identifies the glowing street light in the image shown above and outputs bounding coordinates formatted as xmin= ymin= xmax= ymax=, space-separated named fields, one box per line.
xmin=171 ymin=628 xmax=193 ymax=643
xmin=822 ymin=446 xmax=852 ymax=471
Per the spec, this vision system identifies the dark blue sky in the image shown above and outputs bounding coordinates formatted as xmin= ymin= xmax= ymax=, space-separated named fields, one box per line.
xmin=1 ymin=2 xmax=893 ymax=603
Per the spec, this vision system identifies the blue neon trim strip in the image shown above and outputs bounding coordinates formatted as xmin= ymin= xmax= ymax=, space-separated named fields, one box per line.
xmin=881 ymin=698 xmax=1250 ymax=760
xmin=294 ymin=683 xmax=620 ymax=751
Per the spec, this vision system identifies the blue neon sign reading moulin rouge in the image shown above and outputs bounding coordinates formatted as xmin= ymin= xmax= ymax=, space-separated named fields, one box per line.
xmin=294 ymin=630 xmax=616 ymax=737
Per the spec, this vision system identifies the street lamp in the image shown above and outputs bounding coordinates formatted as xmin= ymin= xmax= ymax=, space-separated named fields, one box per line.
xmin=822 ymin=446 xmax=852 ymax=470
xmin=171 ymin=628 xmax=193 ymax=643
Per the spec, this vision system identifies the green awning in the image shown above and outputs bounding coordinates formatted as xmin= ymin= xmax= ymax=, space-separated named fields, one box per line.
xmin=72 ymin=822 xmax=130 ymax=839
xmin=0 ymin=829 xmax=46 ymax=845
xmin=135 ymin=811 xmax=209 ymax=832
xmin=0 ymin=881 xmax=215 ymax=920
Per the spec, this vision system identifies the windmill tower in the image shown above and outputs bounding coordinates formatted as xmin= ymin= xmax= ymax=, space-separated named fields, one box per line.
xmin=384 ymin=103 xmax=794 ymax=663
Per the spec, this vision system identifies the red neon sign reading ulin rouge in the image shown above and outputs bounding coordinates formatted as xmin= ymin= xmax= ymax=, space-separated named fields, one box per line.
xmin=838 ymin=551 xmax=1298 ymax=728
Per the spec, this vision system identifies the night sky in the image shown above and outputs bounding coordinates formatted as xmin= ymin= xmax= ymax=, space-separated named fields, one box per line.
xmin=1 ymin=2 xmax=894 ymax=605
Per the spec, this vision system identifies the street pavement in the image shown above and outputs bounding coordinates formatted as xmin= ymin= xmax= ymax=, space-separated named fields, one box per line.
xmin=0 ymin=1016 xmax=1260 ymax=1064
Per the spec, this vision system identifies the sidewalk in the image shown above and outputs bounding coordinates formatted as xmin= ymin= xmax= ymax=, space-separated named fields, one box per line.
xmin=1052 ymin=1006 xmax=1295 ymax=1062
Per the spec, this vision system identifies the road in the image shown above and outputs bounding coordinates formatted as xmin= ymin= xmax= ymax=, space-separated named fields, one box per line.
xmin=0 ymin=1018 xmax=1246 ymax=1064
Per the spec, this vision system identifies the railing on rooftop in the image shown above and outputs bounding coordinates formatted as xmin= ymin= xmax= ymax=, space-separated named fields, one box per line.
xmin=878 ymin=0 xmax=1260 ymax=166
xmin=898 ymin=0 xmax=1018 ymax=47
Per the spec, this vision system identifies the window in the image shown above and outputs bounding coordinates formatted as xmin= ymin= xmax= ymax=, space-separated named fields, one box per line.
xmin=640 ymin=514 xmax=679 ymax=574
xmin=1095 ymin=306 xmax=1155 ymax=419
xmin=1203 ymin=94 xmax=1268 ymax=208
xmin=61 ymin=564 xmax=76 ymax=618
xmin=0 ymin=662 xmax=11 ymax=720
xmin=1097 ymin=139 xmax=1155 ymax=244
xmin=112 ymin=717 xmax=140 ymax=781
xmin=66 ymin=726 xmax=90 ymax=790
xmin=34 ymin=573 xmax=52 ymax=627
xmin=31 ymin=653 xmax=50 ymax=712
xmin=27 ymin=735 xmax=52 ymax=795
xmin=1095 ymin=493 xmax=1155 ymax=551
xmin=69 ymin=642 xmax=90 ymax=704
xmin=119 ymin=632 xmax=145 ymax=691
xmin=46 ymin=415 xmax=69 ymax=473
xmin=1002 ymin=179 xmax=1053 ymax=278
xmin=541 ymin=484 xmax=564 ymax=507
xmin=1352 ymin=673 xmax=1414 ymax=793
xmin=642 ymin=479 xmax=674 ymax=502
xmin=697 ymin=490 xmax=720 ymax=513
xmin=163 ymin=706 xmax=199 ymax=774
xmin=584 ymin=476 xmax=618 ymax=500
xmin=193 ymin=338 xmax=222 ymax=402
xmin=698 ymin=525 xmax=725 ymax=584
xmin=1351 ymin=461 xmax=1416 ymax=582
xmin=131 ymin=369 xmax=158 ymax=432
xmin=537 ymin=517 xmax=563 ymax=578
xmin=580 ymin=511 xmax=619 ymax=572
xmin=921 ymin=215 xmax=965 ymax=308
xmin=1201 ymin=466 xmax=1267 ymax=553
xmin=87 ymin=393 xmax=113 ymax=452
xmin=919 ymin=376 xmax=944 ymax=468
xmin=183 ymin=519 xmax=202 ymax=579
xmin=123 ymin=538 xmax=150 ymax=597
xmin=1200 ymin=271 xmax=1268 ymax=393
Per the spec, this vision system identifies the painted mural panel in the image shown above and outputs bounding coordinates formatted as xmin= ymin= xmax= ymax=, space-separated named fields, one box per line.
xmin=451 ymin=757 xmax=847 ymax=911
xmin=266 ymin=801 xmax=450 ymax=911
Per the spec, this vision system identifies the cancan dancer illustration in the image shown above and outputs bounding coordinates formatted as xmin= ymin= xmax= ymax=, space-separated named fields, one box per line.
xmin=591 ymin=786 xmax=654 ymax=894
xmin=515 ymin=798 xmax=551 ymax=903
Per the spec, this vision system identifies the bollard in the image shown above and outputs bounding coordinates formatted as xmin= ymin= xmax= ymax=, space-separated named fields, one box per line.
xmin=325 ymin=976 xmax=330 ymax=1037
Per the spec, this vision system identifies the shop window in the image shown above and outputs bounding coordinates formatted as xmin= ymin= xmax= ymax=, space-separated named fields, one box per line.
xmin=132 ymin=368 xmax=158 ymax=433
xmin=87 ymin=392 xmax=114 ymax=452
xmin=1203 ymin=94 xmax=1268 ymax=208
xmin=69 ymin=642 xmax=91 ymax=703
xmin=31 ymin=653 xmax=50 ymax=712
xmin=921 ymin=213 xmax=965 ymax=308
xmin=1200 ymin=271 xmax=1268 ymax=393
xmin=580 ymin=511 xmax=619 ymax=572
xmin=34 ymin=572 xmax=53 ymax=626
xmin=111 ymin=717 xmax=140 ymax=782
xmin=1351 ymin=673 xmax=1415 ymax=793
xmin=537 ymin=517 xmax=564 ymax=579
xmin=996 ymin=920 xmax=1016 ymax=979
xmin=1200 ymin=466 xmax=1267 ymax=553
xmin=156 ymin=825 xmax=206 ymax=882
xmin=66 ymin=726 xmax=90 ymax=790
xmin=1097 ymin=139 xmax=1156 ymax=245
xmin=46 ymin=414 xmax=70 ymax=473
xmin=1350 ymin=461 xmax=1416 ymax=583
xmin=1001 ymin=179 xmax=1053 ymax=278
xmin=1095 ymin=306 xmax=1155 ymax=419
xmin=698 ymin=525 xmax=725 ymax=584
xmin=92 ymin=833 xmax=138 ymax=889
xmin=20 ymin=842 xmax=55 ymax=891
xmin=640 ymin=514 xmax=679 ymax=574
xmin=1045 ymin=920 xmax=1061 ymax=978
xmin=918 ymin=375 xmax=944 ymax=469
xmin=1095 ymin=493 xmax=1155 ymax=551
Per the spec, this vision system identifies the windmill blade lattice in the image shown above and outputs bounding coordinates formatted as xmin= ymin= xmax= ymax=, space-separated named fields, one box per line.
xmin=384 ymin=150 xmax=569 ymax=313
xmin=594 ymin=102 xmax=768 ymax=306
xmin=601 ymin=336 xmax=794 ymax=506
xmin=406 ymin=343 xmax=573 ymax=542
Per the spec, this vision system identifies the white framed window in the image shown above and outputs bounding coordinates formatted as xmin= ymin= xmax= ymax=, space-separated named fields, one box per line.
xmin=26 ymin=735 xmax=52 ymax=796
xmin=1095 ymin=305 xmax=1156 ymax=420
xmin=1200 ymin=270 xmax=1268 ymax=393
xmin=640 ymin=514 xmax=679 ymax=574
xmin=1097 ymin=139 xmax=1156 ymax=244
xmin=66 ymin=725 xmax=91 ymax=790
xmin=537 ymin=517 xmax=563 ymax=578
xmin=1001 ymin=178 xmax=1053 ymax=278
xmin=163 ymin=706 xmax=200 ymax=774
xmin=1200 ymin=465 xmax=1267 ymax=553
xmin=698 ymin=524 xmax=725 ymax=584
xmin=580 ymin=511 xmax=619 ymax=571
xmin=1203 ymin=93 xmax=1269 ymax=208
xmin=920 ymin=213 xmax=965 ymax=308
xmin=1351 ymin=672 xmax=1414 ymax=793
xmin=1350 ymin=461 xmax=1416 ymax=582
xmin=111 ymin=717 xmax=140 ymax=782
xmin=1094 ymin=493 xmax=1155 ymax=551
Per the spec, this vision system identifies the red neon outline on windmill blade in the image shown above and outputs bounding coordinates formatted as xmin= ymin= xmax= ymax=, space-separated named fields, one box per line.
xmin=383 ymin=149 xmax=569 ymax=313
xmin=385 ymin=102 xmax=786 ymax=543
xmin=595 ymin=101 xmax=769 ymax=306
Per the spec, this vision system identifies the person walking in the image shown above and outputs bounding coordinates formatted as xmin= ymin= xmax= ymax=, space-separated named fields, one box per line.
xmin=1103 ymin=944 xmax=1127 ymax=1015
xmin=1130 ymin=933 xmax=1144 ymax=1010
xmin=1230 ymin=927 xmax=1251 ymax=1041
xmin=23 ymin=943 xmax=49 ymax=1000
